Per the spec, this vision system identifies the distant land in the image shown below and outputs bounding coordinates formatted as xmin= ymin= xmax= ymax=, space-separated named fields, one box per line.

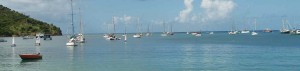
xmin=0 ymin=5 xmax=62 ymax=37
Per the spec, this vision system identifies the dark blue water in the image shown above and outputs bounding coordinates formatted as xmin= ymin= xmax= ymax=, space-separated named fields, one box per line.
xmin=0 ymin=32 xmax=300 ymax=71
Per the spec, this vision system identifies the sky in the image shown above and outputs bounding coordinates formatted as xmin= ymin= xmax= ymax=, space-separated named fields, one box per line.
xmin=1 ymin=0 xmax=300 ymax=34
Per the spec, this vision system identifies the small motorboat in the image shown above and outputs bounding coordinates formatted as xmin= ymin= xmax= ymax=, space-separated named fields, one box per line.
xmin=19 ymin=53 xmax=42 ymax=60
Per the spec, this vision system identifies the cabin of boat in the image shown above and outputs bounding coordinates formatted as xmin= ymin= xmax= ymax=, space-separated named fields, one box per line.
xmin=0 ymin=39 xmax=7 ymax=42
xmin=290 ymin=29 xmax=300 ymax=35
xmin=19 ymin=53 xmax=42 ymax=60
xmin=263 ymin=28 xmax=272 ymax=33
xmin=43 ymin=34 xmax=52 ymax=40
xmin=241 ymin=30 xmax=250 ymax=33
xmin=133 ymin=34 xmax=142 ymax=38
xmin=280 ymin=29 xmax=290 ymax=34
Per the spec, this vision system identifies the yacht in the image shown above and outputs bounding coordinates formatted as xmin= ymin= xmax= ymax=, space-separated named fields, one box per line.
xmin=11 ymin=36 xmax=16 ymax=47
xmin=228 ymin=30 xmax=238 ymax=35
xmin=133 ymin=18 xmax=143 ymax=38
xmin=133 ymin=34 xmax=142 ymax=38
xmin=280 ymin=19 xmax=291 ymax=34
xmin=105 ymin=17 xmax=121 ymax=40
xmin=251 ymin=19 xmax=258 ymax=36
xmin=290 ymin=29 xmax=300 ymax=35
xmin=76 ymin=8 xmax=85 ymax=43
xmin=241 ymin=29 xmax=250 ymax=33
xmin=209 ymin=32 xmax=214 ymax=35
xmin=66 ymin=0 xmax=77 ymax=46
xmin=263 ymin=28 xmax=272 ymax=33
xmin=66 ymin=37 xmax=77 ymax=46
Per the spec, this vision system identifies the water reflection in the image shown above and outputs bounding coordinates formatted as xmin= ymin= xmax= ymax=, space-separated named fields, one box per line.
xmin=201 ymin=44 xmax=234 ymax=70
xmin=181 ymin=44 xmax=197 ymax=70
xmin=20 ymin=59 xmax=42 ymax=64
xmin=66 ymin=42 xmax=86 ymax=70
xmin=19 ymin=59 xmax=42 ymax=70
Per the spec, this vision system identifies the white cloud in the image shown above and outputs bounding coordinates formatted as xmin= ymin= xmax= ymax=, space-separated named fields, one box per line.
xmin=200 ymin=0 xmax=235 ymax=22
xmin=175 ymin=0 xmax=194 ymax=23
xmin=175 ymin=0 xmax=235 ymax=24
xmin=114 ymin=15 xmax=135 ymax=24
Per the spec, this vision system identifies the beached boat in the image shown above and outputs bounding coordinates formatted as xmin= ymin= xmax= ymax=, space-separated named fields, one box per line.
xmin=19 ymin=53 xmax=42 ymax=60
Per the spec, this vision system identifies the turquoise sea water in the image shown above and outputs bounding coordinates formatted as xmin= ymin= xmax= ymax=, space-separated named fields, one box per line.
xmin=1 ymin=32 xmax=300 ymax=71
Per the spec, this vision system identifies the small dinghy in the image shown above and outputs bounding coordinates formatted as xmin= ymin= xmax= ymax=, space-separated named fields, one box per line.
xmin=19 ymin=53 xmax=42 ymax=60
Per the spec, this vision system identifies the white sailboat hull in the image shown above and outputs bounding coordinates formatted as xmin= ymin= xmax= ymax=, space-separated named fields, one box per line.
xmin=133 ymin=34 xmax=142 ymax=38
xmin=66 ymin=42 xmax=77 ymax=46
xmin=241 ymin=30 xmax=250 ymax=33
xmin=251 ymin=32 xmax=258 ymax=35
xmin=195 ymin=34 xmax=201 ymax=36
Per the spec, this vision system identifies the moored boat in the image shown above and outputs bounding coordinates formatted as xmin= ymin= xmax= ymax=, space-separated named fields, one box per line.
xmin=19 ymin=53 xmax=42 ymax=60
xmin=290 ymin=29 xmax=300 ymax=35
xmin=241 ymin=30 xmax=250 ymax=33
xmin=263 ymin=28 xmax=272 ymax=33
xmin=0 ymin=39 xmax=7 ymax=42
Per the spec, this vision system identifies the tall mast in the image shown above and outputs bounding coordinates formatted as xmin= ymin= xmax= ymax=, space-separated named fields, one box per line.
xmin=147 ymin=24 xmax=150 ymax=33
xmin=281 ymin=19 xmax=285 ymax=30
xmin=112 ymin=16 xmax=115 ymax=34
xmin=137 ymin=17 xmax=140 ymax=34
xmin=79 ymin=7 xmax=83 ymax=34
xmin=70 ymin=0 xmax=75 ymax=35
xmin=125 ymin=24 xmax=127 ymax=34
xmin=163 ymin=21 xmax=166 ymax=33
xmin=170 ymin=23 xmax=173 ymax=33
xmin=254 ymin=18 xmax=257 ymax=31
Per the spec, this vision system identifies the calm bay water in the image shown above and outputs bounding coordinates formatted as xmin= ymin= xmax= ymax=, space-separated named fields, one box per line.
xmin=1 ymin=32 xmax=300 ymax=71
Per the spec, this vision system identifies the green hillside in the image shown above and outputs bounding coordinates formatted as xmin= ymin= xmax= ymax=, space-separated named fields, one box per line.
xmin=0 ymin=5 xmax=62 ymax=36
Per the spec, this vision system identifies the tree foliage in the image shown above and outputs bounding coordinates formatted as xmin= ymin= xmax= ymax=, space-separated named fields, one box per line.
xmin=0 ymin=5 xmax=62 ymax=36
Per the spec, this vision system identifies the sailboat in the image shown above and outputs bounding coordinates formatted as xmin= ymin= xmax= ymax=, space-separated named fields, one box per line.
xmin=35 ymin=37 xmax=41 ymax=46
xmin=66 ymin=0 xmax=77 ymax=46
xmin=209 ymin=32 xmax=214 ymax=35
xmin=133 ymin=18 xmax=142 ymax=38
xmin=241 ymin=19 xmax=250 ymax=34
xmin=11 ymin=36 xmax=16 ymax=47
xmin=228 ymin=21 xmax=238 ymax=35
xmin=241 ymin=29 xmax=250 ymax=34
xmin=145 ymin=24 xmax=151 ymax=36
xmin=105 ymin=16 xmax=121 ymax=40
xmin=280 ymin=19 xmax=291 ymax=34
xmin=123 ymin=23 xmax=128 ymax=42
xmin=76 ymin=8 xmax=85 ymax=43
xmin=166 ymin=23 xmax=174 ymax=35
xmin=251 ymin=19 xmax=258 ymax=36
xmin=161 ymin=21 xmax=168 ymax=36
